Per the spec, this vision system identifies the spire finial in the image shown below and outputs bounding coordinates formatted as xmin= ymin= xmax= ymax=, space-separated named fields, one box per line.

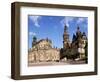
xmin=64 ymin=23 xmax=68 ymax=31
xmin=77 ymin=25 xmax=80 ymax=30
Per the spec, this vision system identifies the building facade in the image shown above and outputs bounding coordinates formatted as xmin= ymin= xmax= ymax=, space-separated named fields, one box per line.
xmin=62 ymin=25 xmax=87 ymax=60
xmin=28 ymin=24 xmax=88 ymax=66
xmin=28 ymin=38 xmax=60 ymax=66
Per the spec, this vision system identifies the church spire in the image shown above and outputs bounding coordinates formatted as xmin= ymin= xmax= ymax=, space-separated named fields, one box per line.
xmin=76 ymin=25 xmax=81 ymax=38
xmin=63 ymin=24 xmax=70 ymax=49
xmin=64 ymin=24 xmax=67 ymax=32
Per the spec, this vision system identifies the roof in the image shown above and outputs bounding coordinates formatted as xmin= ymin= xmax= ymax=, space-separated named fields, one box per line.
xmin=33 ymin=38 xmax=52 ymax=46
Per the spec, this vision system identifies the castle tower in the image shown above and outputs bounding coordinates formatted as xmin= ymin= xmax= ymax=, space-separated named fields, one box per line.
xmin=63 ymin=24 xmax=70 ymax=49
xmin=76 ymin=26 xmax=81 ymax=38
xmin=76 ymin=27 xmax=87 ymax=59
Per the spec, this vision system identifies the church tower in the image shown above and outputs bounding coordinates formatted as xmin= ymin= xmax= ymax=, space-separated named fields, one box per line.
xmin=32 ymin=36 xmax=37 ymax=47
xmin=63 ymin=24 xmax=70 ymax=49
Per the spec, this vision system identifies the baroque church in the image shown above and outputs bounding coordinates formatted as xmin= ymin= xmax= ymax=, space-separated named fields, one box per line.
xmin=28 ymin=24 xmax=87 ymax=66
xmin=60 ymin=25 xmax=87 ymax=61
xmin=28 ymin=37 xmax=60 ymax=66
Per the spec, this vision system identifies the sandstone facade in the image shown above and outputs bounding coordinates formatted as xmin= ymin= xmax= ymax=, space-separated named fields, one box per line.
xmin=28 ymin=39 xmax=60 ymax=65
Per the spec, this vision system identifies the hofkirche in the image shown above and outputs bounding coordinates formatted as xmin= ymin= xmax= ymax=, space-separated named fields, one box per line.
xmin=28 ymin=24 xmax=87 ymax=66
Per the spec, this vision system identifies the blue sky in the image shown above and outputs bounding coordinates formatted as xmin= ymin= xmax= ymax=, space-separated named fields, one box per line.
xmin=28 ymin=15 xmax=88 ymax=49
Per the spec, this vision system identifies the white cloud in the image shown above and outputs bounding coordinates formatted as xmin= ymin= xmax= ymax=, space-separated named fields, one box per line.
xmin=61 ymin=17 xmax=74 ymax=27
xmin=77 ymin=18 xmax=87 ymax=29
xmin=29 ymin=16 xmax=41 ymax=27
xmin=77 ymin=18 xmax=87 ymax=24
xmin=29 ymin=32 xmax=36 ymax=36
